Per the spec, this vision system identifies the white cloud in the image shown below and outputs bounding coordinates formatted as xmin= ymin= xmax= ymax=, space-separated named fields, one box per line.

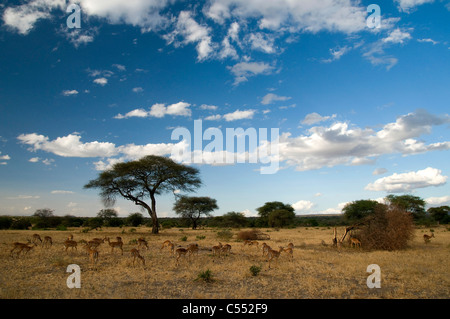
xmin=292 ymin=200 xmax=315 ymax=212
xmin=228 ymin=61 xmax=274 ymax=85
xmin=394 ymin=0 xmax=434 ymax=12
xmin=204 ymin=0 xmax=367 ymax=34
xmin=29 ymin=157 xmax=40 ymax=163
xmin=261 ymin=93 xmax=291 ymax=105
xmin=322 ymin=46 xmax=351 ymax=63
xmin=2 ymin=0 xmax=65 ymax=35
xmin=247 ymin=32 xmax=276 ymax=54
xmin=274 ymin=110 xmax=450 ymax=171
xmin=425 ymin=195 xmax=450 ymax=207
xmin=223 ymin=109 xmax=255 ymax=121
xmin=166 ymin=11 xmax=215 ymax=61
xmin=199 ymin=104 xmax=218 ymax=111
xmin=417 ymin=38 xmax=438 ymax=45
xmin=61 ymin=90 xmax=79 ymax=96
xmin=115 ymin=102 xmax=192 ymax=119
xmin=365 ymin=167 xmax=447 ymax=193
xmin=383 ymin=28 xmax=412 ymax=44
xmin=372 ymin=168 xmax=388 ymax=176
xmin=93 ymin=77 xmax=108 ymax=86
xmin=132 ymin=87 xmax=144 ymax=93
xmin=301 ymin=112 xmax=336 ymax=125
xmin=18 ymin=133 xmax=118 ymax=158
xmin=51 ymin=190 xmax=75 ymax=194
xmin=0 ymin=154 xmax=11 ymax=161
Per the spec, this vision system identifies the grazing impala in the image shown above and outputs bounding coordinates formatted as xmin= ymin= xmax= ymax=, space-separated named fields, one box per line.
xmin=105 ymin=237 xmax=123 ymax=255
xmin=43 ymin=236 xmax=53 ymax=248
xmin=221 ymin=244 xmax=232 ymax=256
xmin=175 ymin=247 xmax=189 ymax=266
xmin=187 ymin=243 xmax=199 ymax=257
xmin=267 ymin=247 xmax=284 ymax=269
xmin=137 ymin=237 xmax=149 ymax=250
xmin=32 ymin=234 xmax=42 ymax=245
xmin=350 ymin=236 xmax=362 ymax=249
xmin=281 ymin=246 xmax=294 ymax=261
xmin=130 ymin=248 xmax=145 ymax=267
xmin=83 ymin=244 xmax=99 ymax=265
xmin=261 ymin=243 xmax=271 ymax=257
xmin=161 ymin=240 xmax=175 ymax=254
xmin=212 ymin=242 xmax=223 ymax=258
xmin=423 ymin=233 xmax=435 ymax=243
xmin=10 ymin=241 xmax=36 ymax=257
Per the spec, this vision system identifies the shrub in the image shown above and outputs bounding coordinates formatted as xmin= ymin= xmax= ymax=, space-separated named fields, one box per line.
xmin=0 ymin=216 xmax=13 ymax=230
xmin=237 ymin=229 xmax=270 ymax=241
xmin=180 ymin=235 xmax=188 ymax=242
xmin=249 ymin=265 xmax=262 ymax=276
xmin=195 ymin=269 xmax=214 ymax=283
xmin=357 ymin=204 xmax=415 ymax=251
xmin=216 ymin=229 xmax=233 ymax=240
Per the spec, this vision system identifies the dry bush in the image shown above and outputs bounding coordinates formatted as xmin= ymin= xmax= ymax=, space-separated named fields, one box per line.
xmin=358 ymin=205 xmax=415 ymax=251
xmin=237 ymin=229 xmax=270 ymax=241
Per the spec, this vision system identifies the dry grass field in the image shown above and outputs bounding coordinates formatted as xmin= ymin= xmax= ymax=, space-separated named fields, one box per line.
xmin=0 ymin=226 xmax=449 ymax=299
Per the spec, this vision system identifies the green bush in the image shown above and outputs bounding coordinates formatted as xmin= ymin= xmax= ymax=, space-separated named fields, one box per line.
xmin=216 ymin=229 xmax=233 ymax=240
xmin=250 ymin=265 xmax=262 ymax=276
xmin=195 ymin=269 xmax=214 ymax=283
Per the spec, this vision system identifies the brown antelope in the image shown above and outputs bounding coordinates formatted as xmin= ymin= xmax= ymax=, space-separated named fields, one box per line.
xmin=187 ymin=243 xmax=199 ymax=257
xmin=243 ymin=240 xmax=259 ymax=248
xmin=105 ymin=237 xmax=123 ymax=255
xmin=130 ymin=248 xmax=145 ymax=267
xmin=83 ymin=244 xmax=99 ymax=265
xmin=267 ymin=247 xmax=284 ymax=269
xmin=137 ymin=237 xmax=149 ymax=250
xmin=43 ymin=236 xmax=53 ymax=248
xmin=32 ymin=234 xmax=42 ymax=245
xmin=160 ymin=240 xmax=175 ymax=254
xmin=221 ymin=243 xmax=232 ymax=256
xmin=10 ymin=241 xmax=36 ymax=257
xmin=175 ymin=247 xmax=189 ymax=266
xmin=212 ymin=242 xmax=223 ymax=258
xmin=67 ymin=234 xmax=74 ymax=240
xmin=261 ymin=243 xmax=271 ymax=257
xmin=64 ymin=239 xmax=78 ymax=253
xmin=350 ymin=236 xmax=362 ymax=249
xmin=423 ymin=233 xmax=435 ymax=243
xmin=281 ymin=246 xmax=294 ymax=261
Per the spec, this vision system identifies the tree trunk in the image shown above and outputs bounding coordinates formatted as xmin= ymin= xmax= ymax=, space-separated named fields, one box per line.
xmin=150 ymin=193 xmax=159 ymax=234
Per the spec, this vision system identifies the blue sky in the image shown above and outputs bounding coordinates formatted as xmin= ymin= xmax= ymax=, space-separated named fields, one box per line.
xmin=0 ymin=0 xmax=449 ymax=218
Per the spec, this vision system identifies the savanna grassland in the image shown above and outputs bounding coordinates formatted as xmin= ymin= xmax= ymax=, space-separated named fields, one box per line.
xmin=0 ymin=226 xmax=449 ymax=299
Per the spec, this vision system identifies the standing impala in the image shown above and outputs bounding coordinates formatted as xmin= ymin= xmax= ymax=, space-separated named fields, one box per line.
xmin=104 ymin=237 xmax=123 ymax=255
xmin=423 ymin=233 xmax=435 ymax=243
xmin=267 ymin=247 xmax=284 ymax=269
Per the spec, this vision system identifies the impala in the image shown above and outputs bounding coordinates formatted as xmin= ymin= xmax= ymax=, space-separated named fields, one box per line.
xmin=423 ymin=233 xmax=435 ymax=243
xmin=130 ymin=248 xmax=145 ymax=267
xmin=261 ymin=243 xmax=271 ymax=257
xmin=64 ymin=239 xmax=78 ymax=253
xmin=175 ymin=247 xmax=189 ymax=266
xmin=212 ymin=242 xmax=223 ymax=257
xmin=43 ymin=236 xmax=53 ymax=248
xmin=221 ymin=244 xmax=231 ymax=256
xmin=187 ymin=243 xmax=199 ymax=257
xmin=105 ymin=237 xmax=123 ymax=255
xmin=10 ymin=241 xmax=36 ymax=257
xmin=137 ymin=237 xmax=149 ymax=250
xmin=83 ymin=244 xmax=99 ymax=265
xmin=350 ymin=237 xmax=362 ymax=249
xmin=281 ymin=246 xmax=294 ymax=261
xmin=267 ymin=247 xmax=284 ymax=269
xmin=32 ymin=234 xmax=42 ymax=245
xmin=243 ymin=240 xmax=259 ymax=248
xmin=161 ymin=240 xmax=175 ymax=254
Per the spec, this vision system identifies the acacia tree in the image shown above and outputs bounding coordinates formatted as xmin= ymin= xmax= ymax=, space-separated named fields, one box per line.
xmin=173 ymin=196 xmax=218 ymax=229
xmin=256 ymin=201 xmax=294 ymax=227
xmin=84 ymin=155 xmax=201 ymax=234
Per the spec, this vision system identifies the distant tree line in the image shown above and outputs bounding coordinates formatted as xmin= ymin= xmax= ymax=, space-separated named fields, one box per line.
xmin=0 ymin=194 xmax=448 ymax=231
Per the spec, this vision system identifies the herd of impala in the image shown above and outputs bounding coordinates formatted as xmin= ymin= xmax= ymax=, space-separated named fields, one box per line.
xmin=8 ymin=232 xmax=299 ymax=269
xmin=8 ymin=231 xmax=437 ymax=269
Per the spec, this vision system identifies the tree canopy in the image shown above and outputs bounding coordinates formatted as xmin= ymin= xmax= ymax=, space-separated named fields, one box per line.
xmin=256 ymin=201 xmax=295 ymax=227
xmin=84 ymin=155 xmax=201 ymax=234
xmin=173 ymin=196 xmax=218 ymax=229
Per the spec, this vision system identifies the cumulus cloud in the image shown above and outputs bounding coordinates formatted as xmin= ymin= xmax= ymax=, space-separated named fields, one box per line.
xmin=223 ymin=109 xmax=256 ymax=121
xmin=292 ymin=200 xmax=315 ymax=212
xmin=228 ymin=61 xmax=274 ymax=85
xmin=115 ymin=102 xmax=192 ymax=119
xmin=394 ymin=0 xmax=435 ymax=12
xmin=425 ymin=195 xmax=450 ymax=207
xmin=261 ymin=93 xmax=291 ymax=105
xmin=274 ymin=109 xmax=450 ymax=171
xmin=365 ymin=167 xmax=447 ymax=193
xmin=382 ymin=28 xmax=412 ymax=44
xmin=93 ymin=77 xmax=108 ymax=86
xmin=301 ymin=113 xmax=337 ymax=125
